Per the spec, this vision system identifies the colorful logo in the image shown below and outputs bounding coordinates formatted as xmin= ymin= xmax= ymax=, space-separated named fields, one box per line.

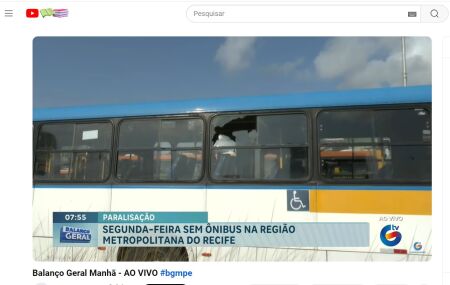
xmin=413 ymin=242 xmax=423 ymax=251
xmin=40 ymin=8 xmax=69 ymax=18
xmin=60 ymin=226 xmax=91 ymax=243
xmin=40 ymin=8 xmax=53 ymax=18
xmin=53 ymin=9 xmax=69 ymax=18
xmin=380 ymin=224 xmax=402 ymax=246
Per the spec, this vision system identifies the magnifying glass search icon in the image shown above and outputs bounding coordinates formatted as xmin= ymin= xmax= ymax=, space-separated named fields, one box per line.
xmin=430 ymin=9 xmax=439 ymax=17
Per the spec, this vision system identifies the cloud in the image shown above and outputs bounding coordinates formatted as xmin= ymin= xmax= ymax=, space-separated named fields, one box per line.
xmin=266 ymin=57 xmax=314 ymax=81
xmin=313 ymin=37 xmax=431 ymax=88
xmin=215 ymin=37 xmax=256 ymax=73
xmin=267 ymin=57 xmax=304 ymax=75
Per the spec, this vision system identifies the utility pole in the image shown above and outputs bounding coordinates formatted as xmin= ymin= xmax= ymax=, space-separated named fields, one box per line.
xmin=401 ymin=37 xmax=408 ymax=87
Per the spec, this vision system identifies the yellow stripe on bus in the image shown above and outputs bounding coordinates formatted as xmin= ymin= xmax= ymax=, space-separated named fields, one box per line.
xmin=309 ymin=190 xmax=431 ymax=215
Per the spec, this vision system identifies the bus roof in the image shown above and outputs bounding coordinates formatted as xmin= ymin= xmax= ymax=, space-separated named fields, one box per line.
xmin=33 ymin=85 xmax=431 ymax=122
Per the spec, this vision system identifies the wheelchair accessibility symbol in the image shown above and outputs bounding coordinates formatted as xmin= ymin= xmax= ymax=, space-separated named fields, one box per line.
xmin=287 ymin=190 xmax=309 ymax=211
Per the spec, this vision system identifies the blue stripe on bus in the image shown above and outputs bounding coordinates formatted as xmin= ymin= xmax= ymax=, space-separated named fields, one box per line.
xmin=33 ymin=184 xmax=205 ymax=189
xmin=33 ymin=184 xmax=111 ymax=189
xmin=112 ymin=185 xmax=206 ymax=189
xmin=34 ymin=85 xmax=431 ymax=121
xmin=33 ymin=184 xmax=431 ymax=191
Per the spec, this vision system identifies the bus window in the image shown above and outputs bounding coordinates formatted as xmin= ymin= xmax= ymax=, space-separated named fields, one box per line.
xmin=318 ymin=108 xmax=431 ymax=181
xmin=116 ymin=118 xmax=203 ymax=182
xmin=34 ymin=122 xmax=112 ymax=181
xmin=211 ymin=113 xmax=308 ymax=181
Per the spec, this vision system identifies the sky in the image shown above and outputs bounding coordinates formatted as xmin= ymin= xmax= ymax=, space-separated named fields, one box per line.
xmin=33 ymin=37 xmax=431 ymax=108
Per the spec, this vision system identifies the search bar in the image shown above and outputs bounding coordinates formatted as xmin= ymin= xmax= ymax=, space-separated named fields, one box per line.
xmin=187 ymin=5 xmax=448 ymax=23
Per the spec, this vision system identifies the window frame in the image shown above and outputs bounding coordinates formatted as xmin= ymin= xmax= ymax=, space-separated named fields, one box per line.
xmin=208 ymin=110 xmax=312 ymax=184
xmin=316 ymin=104 xmax=432 ymax=185
xmin=115 ymin=115 xmax=206 ymax=183
xmin=33 ymin=120 xmax=114 ymax=183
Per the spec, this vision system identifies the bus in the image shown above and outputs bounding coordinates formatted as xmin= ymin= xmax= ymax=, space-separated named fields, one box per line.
xmin=32 ymin=85 xmax=431 ymax=261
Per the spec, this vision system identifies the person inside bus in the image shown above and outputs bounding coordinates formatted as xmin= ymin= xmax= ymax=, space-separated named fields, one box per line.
xmin=212 ymin=134 xmax=238 ymax=179
xmin=263 ymin=151 xmax=280 ymax=179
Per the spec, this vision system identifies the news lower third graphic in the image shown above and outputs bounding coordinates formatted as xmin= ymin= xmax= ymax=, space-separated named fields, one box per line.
xmin=53 ymin=212 xmax=369 ymax=247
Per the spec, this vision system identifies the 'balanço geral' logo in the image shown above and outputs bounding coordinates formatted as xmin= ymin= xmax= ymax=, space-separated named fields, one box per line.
xmin=380 ymin=224 xmax=402 ymax=247
xmin=60 ymin=226 xmax=92 ymax=243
